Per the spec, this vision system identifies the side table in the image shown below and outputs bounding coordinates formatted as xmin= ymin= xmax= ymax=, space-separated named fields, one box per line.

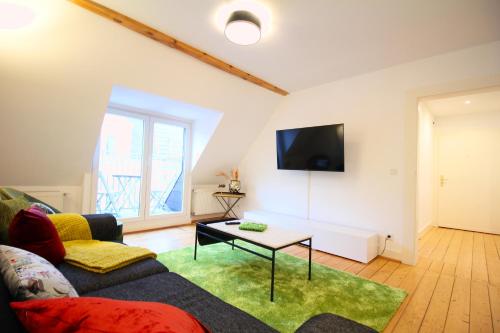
xmin=213 ymin=192 xmax=245 ymax=219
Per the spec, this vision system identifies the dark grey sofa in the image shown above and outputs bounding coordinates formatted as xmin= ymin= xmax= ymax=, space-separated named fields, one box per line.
xmin=1 ymin=215 xmax=376 ymax=333
xmin=0 ymin=214 xmax=278 ymax=333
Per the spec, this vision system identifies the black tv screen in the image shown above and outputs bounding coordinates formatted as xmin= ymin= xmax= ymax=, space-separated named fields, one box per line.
xmin=276 ymin=124 xmax=344 ymax=172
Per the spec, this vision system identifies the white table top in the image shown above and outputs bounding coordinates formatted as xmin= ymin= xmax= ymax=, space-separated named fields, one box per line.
xmin=204 ymin=220 xmax=312 ymax=249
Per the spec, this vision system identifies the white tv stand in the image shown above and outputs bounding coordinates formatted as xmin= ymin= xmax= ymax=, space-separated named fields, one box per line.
xmin=244 ymin=210 xmax=378 ymax=263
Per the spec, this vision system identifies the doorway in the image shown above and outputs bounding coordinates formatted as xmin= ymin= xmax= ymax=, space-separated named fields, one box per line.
xmin=92 ymin=108 xmax=191 ymax=225
xmin=417 ymin=88 xmax=500 ymax=235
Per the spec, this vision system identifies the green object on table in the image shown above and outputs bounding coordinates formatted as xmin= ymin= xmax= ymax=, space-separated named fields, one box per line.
xmin=239 ymin=222 xmax=267 ymax=232
xmin=158 ymin=243 xmax=406 ymax=333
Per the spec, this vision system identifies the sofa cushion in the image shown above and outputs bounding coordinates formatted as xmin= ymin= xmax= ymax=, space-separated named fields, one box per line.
xmin=58 ymin=258 xmax=168 ymax=294
xmin=11 ymin=297 xmax=208 ymax=333
xmin=84 ymin=271 xmax=277 ymax=333
xmin=295 ymin=313 xmax=377 ymax=333
xmin=0 ymin=197 xmax=30 ymax=244
xmin=9 ymin=207 xmax=66 ymax=265
xmin=0 ymin=245 xmax=78 ymax=301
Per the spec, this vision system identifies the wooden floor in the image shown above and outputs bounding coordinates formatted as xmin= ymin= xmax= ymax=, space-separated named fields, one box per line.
xmin=125 ymin=226 xmax=500 ymax=333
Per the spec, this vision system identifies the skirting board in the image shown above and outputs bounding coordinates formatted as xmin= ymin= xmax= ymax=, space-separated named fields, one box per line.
xmin=418 ymin=223 xmax=435 ymax=239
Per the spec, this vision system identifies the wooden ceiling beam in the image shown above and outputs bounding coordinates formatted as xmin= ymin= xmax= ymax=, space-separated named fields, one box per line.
xmin=69 ymin=0 xmax=289 ymax=96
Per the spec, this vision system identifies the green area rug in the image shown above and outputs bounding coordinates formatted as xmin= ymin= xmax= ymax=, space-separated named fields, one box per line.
xmin=158 ymin=243 xmax=406 ymax=332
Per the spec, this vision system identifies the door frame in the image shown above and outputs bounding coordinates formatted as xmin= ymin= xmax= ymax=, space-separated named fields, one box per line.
xmin=410 ymin=78 xmax=500 ymax=265
xmin=90 ymin=105 xmax=192 ymax=231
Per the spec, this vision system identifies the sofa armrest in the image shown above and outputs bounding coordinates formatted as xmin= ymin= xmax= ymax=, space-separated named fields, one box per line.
xmin=82 ymin=214 xmax=123 ymax=243
xmin=295 ymin=313 xmax=377 ymax=333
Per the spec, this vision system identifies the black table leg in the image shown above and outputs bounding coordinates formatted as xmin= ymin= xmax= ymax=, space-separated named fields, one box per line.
xmin=308 ymin=238 xmax=312 ymax=280
xmin=232 ymin=239 xmax=235 ymax=250
xmin=194 ymin=231 xmax=198 ymax=260
xmin=271 ymin=250 xmax=276 ymax=302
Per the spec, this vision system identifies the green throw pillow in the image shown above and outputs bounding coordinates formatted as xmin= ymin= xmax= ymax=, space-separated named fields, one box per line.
xmin=0 ymin=188 xmax=12 ymax=200
xmin=0 ymin=197 xmax=30 ymax=244
xmin=0 ymin=187 xmax=25 ymax=200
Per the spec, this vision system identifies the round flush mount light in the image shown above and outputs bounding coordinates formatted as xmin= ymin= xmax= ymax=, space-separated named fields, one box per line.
xmin=225 ymin=10 xmax=261 ymax=45
xmin=464 ymin=100 xmax=471 ymax=104
xmin=0 ymin=3 xmax=36 ymax=29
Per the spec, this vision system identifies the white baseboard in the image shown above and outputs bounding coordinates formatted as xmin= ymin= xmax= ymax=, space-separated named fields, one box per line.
xmin=122 ymin=215 xmax=191 ymax=233
xmin=418 ymin=223 xmax=435 ymax=238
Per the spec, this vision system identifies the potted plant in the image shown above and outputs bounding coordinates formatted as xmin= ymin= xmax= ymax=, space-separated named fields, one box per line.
xmin=216 ymin=168 xmax=241 ymax=193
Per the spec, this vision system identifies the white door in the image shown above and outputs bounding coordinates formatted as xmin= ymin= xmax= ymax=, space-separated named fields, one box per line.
xmin=436 ymin=115 xmax=500 ymax=234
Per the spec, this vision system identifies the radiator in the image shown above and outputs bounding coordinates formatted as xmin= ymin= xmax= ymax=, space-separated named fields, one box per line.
xmin=191 ymin=185 xmax=224 ymax=216
xmin=25 ymin=191 xmax=65 ymax=211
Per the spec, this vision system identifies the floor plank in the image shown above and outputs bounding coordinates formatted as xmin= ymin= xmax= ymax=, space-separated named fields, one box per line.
xmin=470 ymin=280 xmax=493 ymax=333
xmin=344 ymin=261 xmax=366 ymax=275
xmin=441 ymin=230 xmax=463 ymax=276
xmin=371 ymin=261 xmax=400 ymax=283
xmin=472 ymin=233 xmax=489 ymax=283
xmin=418 ymin=227 xmax=439 ymax=250
xmin=493 ymin=235 xmax=500 ymax=258
xmin=484 ymin=234 xmax=500 ymax=286
xmin=383 ymin=267 xmax=428 ymax=332
xmin=488 ymin=284 xmax=500 ymax=333
xmin=357 ymin=257 xmax=388 ymax=278
xmin=392 ymin=271 xmax=440 ymax=333
xmin=456 ymin=231 xmax=473 ymax=280
xmin=419 ymin=274 xmax=454 ymax=333
xmin=384 ymin=264 xmax=412 ymax=288
xmin=419 ymin=228 xmax=445 ymax=258
xmin=444 ymin=277 xmax=471 ymax=333
xmin=429 ymin=228 xmax=454 ymax=261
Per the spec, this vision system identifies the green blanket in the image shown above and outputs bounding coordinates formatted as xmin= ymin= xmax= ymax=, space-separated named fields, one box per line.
xmin=239 ymin=222 xmax=267 ymax=232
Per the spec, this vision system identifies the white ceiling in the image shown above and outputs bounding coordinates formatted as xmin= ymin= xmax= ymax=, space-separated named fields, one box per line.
xmin=95 ymin=0 xmax=500 ymax=92
xmin=424 ymin=89 xmax=500 ymax=117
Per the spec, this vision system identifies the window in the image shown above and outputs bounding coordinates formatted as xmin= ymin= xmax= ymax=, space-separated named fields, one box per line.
xmin=93 ymin=109 xmax=190 ymax=222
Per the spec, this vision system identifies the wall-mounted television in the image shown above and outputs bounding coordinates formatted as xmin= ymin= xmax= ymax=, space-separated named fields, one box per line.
xmin=276 ymin=124 xmax=344 ymax=172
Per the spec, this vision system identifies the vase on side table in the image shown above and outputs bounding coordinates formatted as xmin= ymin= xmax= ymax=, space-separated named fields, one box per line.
xmin=229 ymin=180 xmax=241 ymax=193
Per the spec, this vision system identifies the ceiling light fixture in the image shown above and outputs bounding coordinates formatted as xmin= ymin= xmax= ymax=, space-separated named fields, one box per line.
xmin=225 ymin=10 xmax=261 ymax=45
xmin=465 ymin=100 xmax=471 ymax=104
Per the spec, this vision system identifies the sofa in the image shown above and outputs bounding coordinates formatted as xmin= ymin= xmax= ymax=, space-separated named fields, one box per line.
xmin=0 ymin=192 xmax=376 ymax=332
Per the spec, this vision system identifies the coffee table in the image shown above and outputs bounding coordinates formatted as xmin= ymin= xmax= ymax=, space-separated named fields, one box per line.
xmin=194 ymin=220 xmax=313 ymax=301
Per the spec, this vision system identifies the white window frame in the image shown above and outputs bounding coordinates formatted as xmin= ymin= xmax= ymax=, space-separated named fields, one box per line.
xmin=91 ymin=105 xmax=192 ymax=230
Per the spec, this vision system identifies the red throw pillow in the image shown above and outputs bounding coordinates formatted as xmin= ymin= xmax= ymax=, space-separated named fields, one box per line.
xmin=8 ymin=206 xmax=66 ymax=265
xmin=11 ymin=297 xmax=209 ymax=333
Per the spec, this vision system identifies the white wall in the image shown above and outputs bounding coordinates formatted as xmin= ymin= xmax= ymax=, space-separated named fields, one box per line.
xmin=0 ymin=0 xmax=282 ymax=193
xmin=416 ymin=103 xmax=435 ymax=235
xmin=240 ymin=41 xmax=500 ymax=263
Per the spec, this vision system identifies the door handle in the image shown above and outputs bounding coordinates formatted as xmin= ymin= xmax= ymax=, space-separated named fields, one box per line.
xmin=440 ymin=175 xmax=449 ymax=187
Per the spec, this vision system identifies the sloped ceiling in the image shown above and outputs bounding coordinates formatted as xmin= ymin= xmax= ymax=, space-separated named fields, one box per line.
xmin=95 ymin=0 xmax=500 ymax=92
xmin=0 ymin=0 xmax=282 ymax=186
